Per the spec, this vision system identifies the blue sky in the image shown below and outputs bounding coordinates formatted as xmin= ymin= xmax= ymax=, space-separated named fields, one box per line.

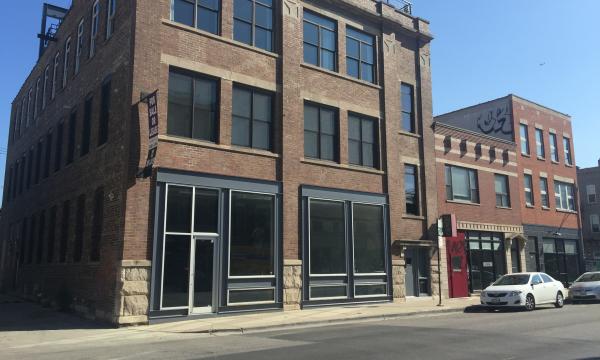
xmin=0 ymin=0 xmax=599 ymax=199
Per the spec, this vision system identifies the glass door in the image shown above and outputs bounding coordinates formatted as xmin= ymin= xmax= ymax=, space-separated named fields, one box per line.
xmin=191 ymin=236 xmax=216 ymax=314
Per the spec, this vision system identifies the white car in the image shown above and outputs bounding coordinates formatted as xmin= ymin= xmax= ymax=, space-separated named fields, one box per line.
xmin=569 ymin=272 xmax=600 ymax=303
xmin=480 ymin=272 xmax=565 ymax=311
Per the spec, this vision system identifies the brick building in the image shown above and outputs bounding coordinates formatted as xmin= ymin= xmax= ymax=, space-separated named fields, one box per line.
xmin=577 ymin=160 xmax=600 ymax=270
xmin=435 ymin=95 xmax=584 ymax=296
xmin=0 ymin=0 xmax=443 ymax=325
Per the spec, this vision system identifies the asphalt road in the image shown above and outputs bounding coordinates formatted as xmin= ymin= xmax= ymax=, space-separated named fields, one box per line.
xmin=3 ymin=302 xmax=600 ymax=360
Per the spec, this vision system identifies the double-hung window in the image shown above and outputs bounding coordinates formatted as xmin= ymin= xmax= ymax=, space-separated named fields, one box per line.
xmin=591 ymin=214 xmax=600 ymax=233
xmin=540 ymin=177 xmax=549 ymax=208
xmin=587 ymin=185 xmax=597 ymax=204
xmin=90 ymin=0 xmax=100 ymax=58
xmin=172 ymin=0 xmax=220 ymax=35
xmin=520 ymin=124 xmax=530 ymax=155
xmin=303 ymin=10 xmax=336 ymax=71
xmin=234 ymin=0 xmax=273 ymax=52
xmin=404 ymin=164 xmax=419 ymax=215
xmin=75 ymin=19 xmax=84 ymax=74
xmin=563 ymin=137 xmax=573 ymax=165
xmin=524 ymin=174 xmax=534 ymax=206
xmin=304 ymin=103 xmax=337 ymax=161
xmin=348 ymin=114 xmax=379 ymax=168
xmin=42 ymin=66 xmax=49 ymax=109
xmin=167 ymin=70 xmax=218 ymax=142
xmin=494 ymin=174 xmax=510 ymax=208
xmin=401 ymin=83 xmax=415 ymax=133
xmin=346 ymin=27 xmax=375 ymax=83
xmin=232 ymin=85 xmax=273 ymax=151
xmin=445 ymin=165 xmax=479 ymax=203
xmin=549 ymin=133 xmax=559 ymax=162
xmin=52 ymin=53 xmax=60 ymax=100
xmin=106 ymin=0 xmax=116 ymax=39
xmin=535 ymin=128 xmax=545 ymax=159
xmin=34 ymin=78 xmax=41 ymax=121
xmin=555 ymin=181 xmax=575 ymax=211
xmin=63 ymin=37 xmax=71 ymax=88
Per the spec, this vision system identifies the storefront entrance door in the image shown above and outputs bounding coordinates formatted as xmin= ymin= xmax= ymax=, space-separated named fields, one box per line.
xmin=191 ymin=236 xmax=216 ymax=314
xmin=446 ymin=234 xmax=469 ymax=298
xmin=405 ymin=248 xmax=430 ymax=297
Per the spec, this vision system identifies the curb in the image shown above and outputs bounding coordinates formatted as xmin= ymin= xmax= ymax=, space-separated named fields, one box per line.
xmin=167 ymin=305 xmax=470 ymax=335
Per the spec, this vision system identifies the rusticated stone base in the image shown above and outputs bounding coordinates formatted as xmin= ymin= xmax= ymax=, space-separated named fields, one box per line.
xmin=283 ymin=259 xmax=302 ymax=310
xmin=114 ymin=260 xmax=151 ymax=325
xmin=392 ymin=259 xmax=406 ymax=302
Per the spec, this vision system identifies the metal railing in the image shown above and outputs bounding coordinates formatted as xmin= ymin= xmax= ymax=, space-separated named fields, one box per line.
xmin=378 ymin=0 xmax=413 ymax=15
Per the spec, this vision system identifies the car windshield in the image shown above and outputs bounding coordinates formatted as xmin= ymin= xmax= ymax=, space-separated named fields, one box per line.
xmin=493 ymin=275 xmax=530 ymax=286
xmin=575 ymin=273 xmax=600 ymax=283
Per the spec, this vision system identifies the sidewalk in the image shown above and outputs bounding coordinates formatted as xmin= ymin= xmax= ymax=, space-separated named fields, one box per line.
xmin=141 ymin=297 xmax=481 ymax=335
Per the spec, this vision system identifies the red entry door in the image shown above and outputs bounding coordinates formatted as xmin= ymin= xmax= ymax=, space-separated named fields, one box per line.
xmin=446 ymin=233 xmax=469 ymax=298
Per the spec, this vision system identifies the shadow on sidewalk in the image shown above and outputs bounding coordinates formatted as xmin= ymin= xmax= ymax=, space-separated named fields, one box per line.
xmin=0 ymin=296 xmax=112 ymax=332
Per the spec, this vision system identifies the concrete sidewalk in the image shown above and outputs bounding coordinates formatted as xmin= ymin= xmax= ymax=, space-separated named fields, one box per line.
xmin=141 ymin=297 xmax=480 ymax=334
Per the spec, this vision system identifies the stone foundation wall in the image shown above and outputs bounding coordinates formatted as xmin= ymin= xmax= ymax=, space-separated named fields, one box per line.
xmin=114 ymin=260 xmax=151 ymax=325
xmin=392 ymin=259 xmax=406 ymax=302
xmin=283 ymin=259 xmax=302 ymax=310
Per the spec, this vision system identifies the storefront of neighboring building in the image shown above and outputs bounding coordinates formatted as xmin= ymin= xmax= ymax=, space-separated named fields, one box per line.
xmin=577 ymin=161 xmax=600 ymax=271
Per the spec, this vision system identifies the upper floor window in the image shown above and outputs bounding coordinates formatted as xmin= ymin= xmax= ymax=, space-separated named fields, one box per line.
xmin=587 ymin=184 xmax=597 ymax=204
xmin=591 ymin=214 xmax=600 ymax=233
xmin=63 ymin=37 xmax=72 ymax=88
xmin=540 ymin=177 xmax=549 ymax=208
xmin=167 ymin=70 xmax=218 ymax=142
xmin=106 ymin=0 xmax=116 ymax=39
xmin=346 ymin=27 xmax=374 ymax=83
xmin=563 ymin=137 xmax=573 ymax=165
xmin=75 ymin=19 xmax=85 ymax=74
xmin=348 ymin=114 xmax=379 ymax=168
xmin=535 ymin=128 xmax=545 ymax=159
xmin=232 ymin=85 xmax=273 ymax=151
xmin=519 ymin=124 xmax=529 ymax=155
xmin=81 ymin=96 xmax=93 ymax=156
xmin=304 ymin=102 xmax=337 ymax=161
xmin=303 ymin=10 xmax=336 ymax=71
xmin=445 ymin=165 xmax=479 ymax=203
xmin=401 ymin=83 xmax=415 ymax=133
xmin=90 ymin=0 xmax=100 ymax=58
xmin=524 ymin=174 xmax=534 ymax=206
xmin=42 ymin=65 xmax=50 ymax=109
xmin=34 ymin=78 xmax=41 ymax=120
xmin=172 ymin=0 xmax=219 ymax=35
xmin=98 ymin=80 xmax=111 ymax=146
xmin=495 ymin=174 xmax=510 ymax=208
xmin=26 ymin=89 xmax=33 ymax=128
xmin=55 ymin=121 xmax=64 ymax=172
xmin=405 ymin=164 xmax=419 ymax=215
xmin=555 ymin=181 xmax=575 ymax=211
xmin=549 ymin=133 xmax=559 ymax=162
xmin=234 ymin=0 xmax=273 ymax=52
xmin=52 ymin=52 xmax=60 ymax=100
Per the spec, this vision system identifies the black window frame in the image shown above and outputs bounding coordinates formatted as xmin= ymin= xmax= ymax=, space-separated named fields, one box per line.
xmin=404 ymin=164 xmax=419 ymax=215
xmin=98 ymin=79 xmax=111 ymax=146
xmin=67 ymin=111 xmax=77 ymax=164
xmin=348 ymin=113 xmax=379 ymax=169
xmin=34 ymin=139 xmax=43 ymax=185
xmin=524 ymin=173 xmax=534 ymax=206
xmin=43 ymin=131 xmax=52 ymax=179
xmin=55 ymin=121 xmax=64 ymax=172
xmin=81 ymin=95 xmax=93 ymax=156
xmin=231 ymin=84 xmax=274 ymax=151
xmin=401 ymin=83 xmax=415 ymax=133
xmin=302 ymin=9 xmax=337 ymax=71
xmin=494 ymin=174 xmax=510 ymax=208
xmin=303 ymin=102 xmax=338 ymax=162
xmin=445 ymin=165 xmax=479 ymax=203
xmin=172 ymin=0 xmax=221 ymax=35
xmin=233 ymin=0 xmax=274 ymax=52
xmin=167 ymin=68 xmax=220 ymax=143
xmin=345 ymin=26 xmax=375 ymax=84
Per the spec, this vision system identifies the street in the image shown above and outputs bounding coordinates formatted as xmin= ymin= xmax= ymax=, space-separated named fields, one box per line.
xmin=2 ymin=301 xmax=600 ymax=360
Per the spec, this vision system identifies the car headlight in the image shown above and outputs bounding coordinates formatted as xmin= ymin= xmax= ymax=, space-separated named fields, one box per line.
xmin=509 ymin=291 xmax=522 ymax=296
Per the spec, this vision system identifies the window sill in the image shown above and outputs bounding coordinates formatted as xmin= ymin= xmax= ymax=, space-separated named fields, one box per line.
xmin=158 ymin=135 xmax=280 ymax=159
xmin=402 ymin=214 xmax=425 ymax=220
xmin=398 ymin=130 xmax=421 ymax=139
xmin=300 ymin=157 xmax=384 ymax=175
xmin=525 ymin=204 xmax=535 ymax=208
xmin=521 ymin=153 xmax=531 ymax=158
xmin=446 ymin=199 xmax=480 ymax=206
xmin=496 ymin=206 xmax=512 ymax=210
xmin=537 ymin=157 xmax=546 ymax=161
xmin=565 ymin=164 xmax=574 ymax=168
xmin=542 ymin=206 xmax=551 ymax=211
xmin=300 ymin=63 xmax=382 ymax=90
xmin=551 ymin=160 xmax=560 ymax=165
xmin=162 ymin=19 xmax=280 ymax=59
xmin=556 ymin=209 xmax=577 ymax=214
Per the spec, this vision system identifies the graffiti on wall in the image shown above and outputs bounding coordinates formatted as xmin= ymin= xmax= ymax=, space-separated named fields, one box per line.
xmin=477 ymin=106 xmax=512 ymax=135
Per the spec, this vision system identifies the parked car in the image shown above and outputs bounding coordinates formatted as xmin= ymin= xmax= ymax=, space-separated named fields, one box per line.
xmin=480 ymin=272 xmax=565 ymax=311
xmin=569 ymin=272 xmax=600 ymax=303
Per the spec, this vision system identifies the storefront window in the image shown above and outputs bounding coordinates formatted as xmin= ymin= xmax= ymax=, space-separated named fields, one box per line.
xmin=166 ymin=186 xmax=193 ymax=233
xmin=543 ymin=238 xmax=580 ymax=285
xmin=353 ymin=204 xmax=385 ymax=274
xmin=309 ymin=200 xmax=346 ymax=275
xmin=229 ymin=192 xmax=275 ymax=276
xmin=466 ymin=232 xmax=505 ymax=291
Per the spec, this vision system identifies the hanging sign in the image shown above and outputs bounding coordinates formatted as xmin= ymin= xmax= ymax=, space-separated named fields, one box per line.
xmin=138 ymin=90 xmax=159 ymax=178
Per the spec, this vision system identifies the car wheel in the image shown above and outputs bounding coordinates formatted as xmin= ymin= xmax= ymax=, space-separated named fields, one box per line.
xmin=554 ymin=292 xmax=564 ymax=308
xmin=525 ymin=294 xmax=536 ymax=311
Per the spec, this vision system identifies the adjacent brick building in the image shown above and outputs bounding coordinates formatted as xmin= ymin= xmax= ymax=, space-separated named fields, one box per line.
xmin=435 ymin=95 xmax=584 ymax=296
xmin=577 ymin=160 xmax=600 ymax=270
xmin=0 ymin=0 xmax=443 ymax=325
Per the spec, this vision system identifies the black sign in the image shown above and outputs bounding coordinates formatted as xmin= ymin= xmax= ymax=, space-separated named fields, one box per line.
xmin=138 ymin=91 xmax=158 ymax=178
xmin=441 ymin=214 xmax=457 ymax=238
